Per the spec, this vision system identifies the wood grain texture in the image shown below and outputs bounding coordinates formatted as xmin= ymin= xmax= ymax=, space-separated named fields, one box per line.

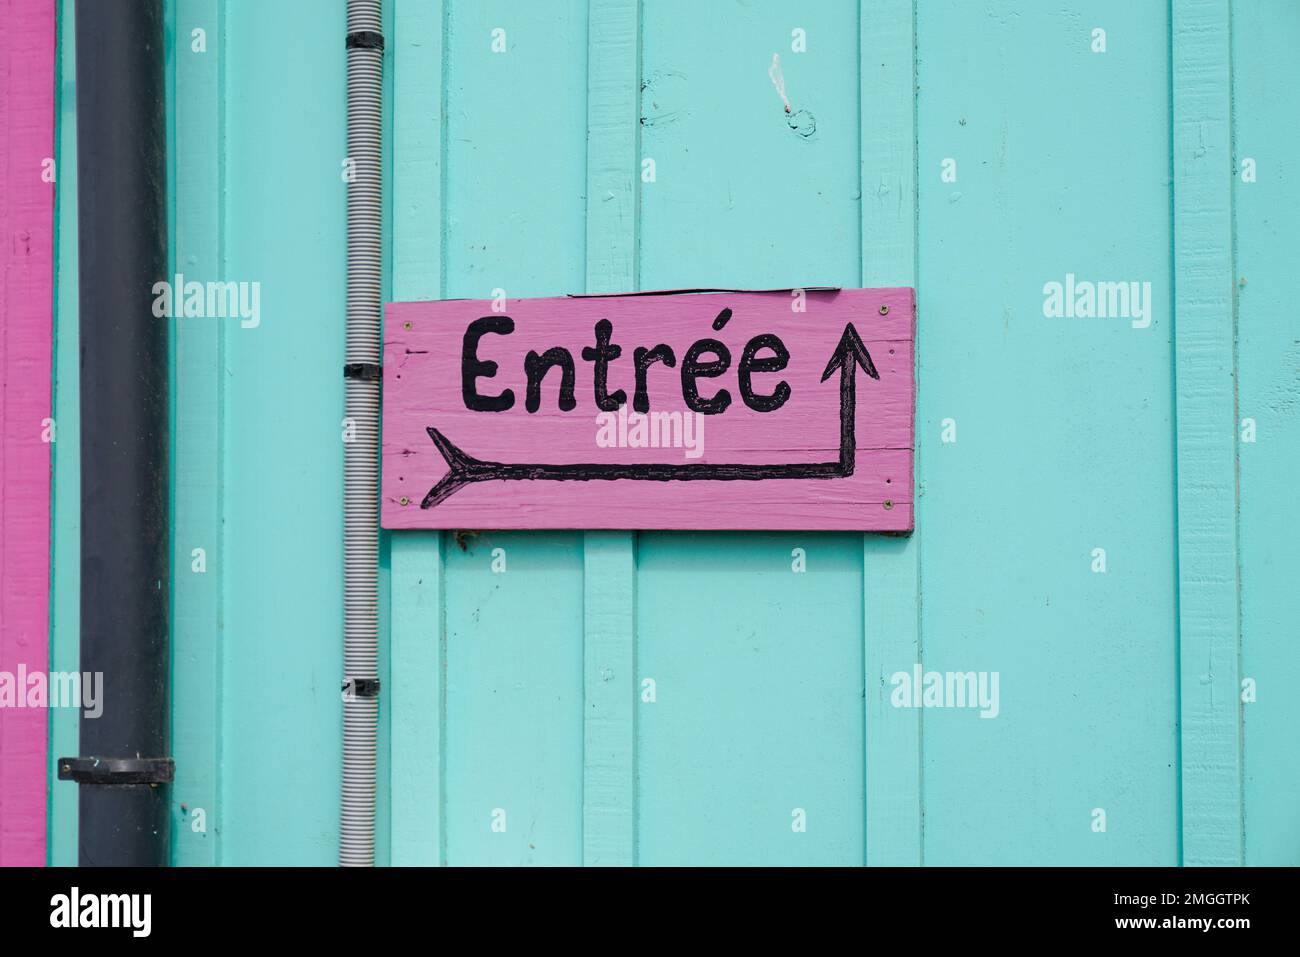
xmin=383 ymin=288 xmax=915 ymax=530
xmin=860 ymin=0 xmax=923 ymax=866
xmin=0 ymin=0 xmax=55 ymax=867
xmin=1172 ymin=0 xmax=1242 ymax=866
xmin=582 ymin=0 xmax=637 ymax=867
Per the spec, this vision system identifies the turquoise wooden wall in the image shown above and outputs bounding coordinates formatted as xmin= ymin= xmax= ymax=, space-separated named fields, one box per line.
xmin=46 ymin=0 xmax=1298 ymax=866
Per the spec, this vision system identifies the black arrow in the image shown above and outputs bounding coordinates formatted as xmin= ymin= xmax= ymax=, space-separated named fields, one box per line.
xmin=420 ymin=322 xmax=880 ymax=509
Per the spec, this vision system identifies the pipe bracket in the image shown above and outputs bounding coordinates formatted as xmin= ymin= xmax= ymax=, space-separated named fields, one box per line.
xmin=343 ymin=362 xmax=382 ymax=382
xmin=57 ymin=757 xmax=175 ymax=786
xmin=346 ymin=30 xmax=385 ymax=51
xmin=342 ymin=677 xmax=381 ymax=699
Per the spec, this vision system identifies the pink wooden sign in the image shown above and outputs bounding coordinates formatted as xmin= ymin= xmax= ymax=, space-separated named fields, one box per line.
xmin=382 ymin=288 xmax=914 ymax=531
xmin=0 ymin=0 xmax=56 ymax=866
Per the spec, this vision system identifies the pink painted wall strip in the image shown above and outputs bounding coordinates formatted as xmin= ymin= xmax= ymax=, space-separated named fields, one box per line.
xmin=0 ymin=0 xmax=56 ymax=866
xmin=383 ymin=288 xmax=915 ymax=531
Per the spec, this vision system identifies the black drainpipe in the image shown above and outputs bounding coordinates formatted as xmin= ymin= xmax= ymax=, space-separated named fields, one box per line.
xmin=58 ymin=0 xmax=173 ymax=866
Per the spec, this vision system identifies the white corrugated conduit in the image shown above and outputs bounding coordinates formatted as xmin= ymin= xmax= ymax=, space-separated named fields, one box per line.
xmin=341 ymin=0 xmax=383 ymax=867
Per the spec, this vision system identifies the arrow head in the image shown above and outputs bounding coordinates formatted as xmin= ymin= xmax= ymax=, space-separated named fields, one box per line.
xmin=820 ymin=322 xmax=881 ymax=383
xmin=421 ymin=427 xmax=484 ymax=509
xmin=426 ymin=426 xmax=478 ymax=473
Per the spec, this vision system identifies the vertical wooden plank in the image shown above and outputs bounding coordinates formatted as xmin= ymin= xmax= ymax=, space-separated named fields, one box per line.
xmin=219 ymin=0 xmax=345 ymax=863
xmin=582 ymin=0 xmax=638 ymax=867
xmin=860 ymin=0 xmax=922 ymax=867
xmin=636 ymin=534 xmax=867 ymax=865
xmin=585 ymin=0 xmax=639 ymax=292
xmin=392 ymin=0 xmax=441 ymax=305
xmin=438 ymin=0 xmax=587 ymax=867
xmin=170 ymin=0 xmax=223 ymax=867
xmin=1230 ymin=0 xmax=1300 ymax=866
xmin=389 ymin=532 xmax=442 ymax=865
xmin=0 ymin=0 xmax=56 ymax=867
xmin=1171 ymin=0 xmax=1242 ymax=866
xmin=582 ymin=532 xmax=635 ymax=865
xmin=635 ymin=0 xmax=865 ymax=865
xmin=373 ymin=0 xmax=396 ymax=870
xmin=389 ymin=0 xmax=444 ymax=866
xmin=916 ymin=2 xmax=1176 ymax=864
xmin=47 ymin=0 xmax=78 ymax=866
